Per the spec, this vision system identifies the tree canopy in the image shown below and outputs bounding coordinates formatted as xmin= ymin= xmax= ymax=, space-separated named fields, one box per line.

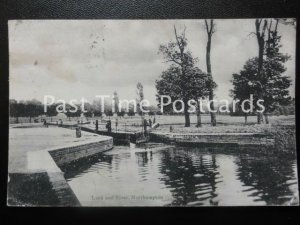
xmin=156 ymin=65 xmax=215 ymax=113
xmin=157 ymin=26 xmax=215 ymax=126
xmin=231 ymin=57 xmax=291 ymax=116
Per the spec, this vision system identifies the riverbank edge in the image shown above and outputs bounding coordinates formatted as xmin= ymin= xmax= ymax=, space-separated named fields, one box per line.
xmin=77 ymin=122 xmax=295 ymax=154
xmin=7 ymin=128 xmax=113 ymax=206
xmin=149 ymin=125 xmax=296 ymax=155
xmin=149 ymin=132 xmax=274 ymax=146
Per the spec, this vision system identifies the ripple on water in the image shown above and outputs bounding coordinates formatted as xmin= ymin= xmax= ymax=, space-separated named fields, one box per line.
xmin=65 ymin=144 xmax=298 ymax=206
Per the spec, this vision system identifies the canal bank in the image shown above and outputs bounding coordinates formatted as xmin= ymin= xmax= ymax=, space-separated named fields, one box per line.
xmin=8 ymin=122 xmax=297 ymax=206
xmin=47 ymin=120 xmax=291 ymax=153
xmin=150 ymin=132 xmax=275 ymax=146
xmin=77 ymin=122 xmax=295 ymax=155
xmin=149 ymin=124 xmax=296 ymax=155
xmin=8 ymin=126 xmax=113 ymax=206
xmin=78 ymin=123 xmax=150 ymax=144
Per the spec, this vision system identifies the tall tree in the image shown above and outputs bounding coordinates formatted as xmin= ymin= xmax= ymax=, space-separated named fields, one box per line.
xmin=231 ymin=57 xmax=291 ymax=124
xmin=156 ymin=66 xmax=214 ymax=126
xmin=204 ymin=19 xmax=217 ymax=126
xmin=263 ymin=19 xmax=291 ymax=123
xmin=113 ymin=91 xmax=120 ymax=114
xmin=186 ymin=67 xmax=215 ymax=127
xmin=255 ymin=19 xmax=268 ymax=124
xmin=156 ymin=66 xmax=182 ymax=114
xmin=231 ymin=59 xmax=260 ymax=124
xmin=254 ymin=18 xmax=293 ymax=124
xmin=158 ymin=25 xmax=197 ymax=127
xmin=136 ymin=82 xmax=144 ymax=117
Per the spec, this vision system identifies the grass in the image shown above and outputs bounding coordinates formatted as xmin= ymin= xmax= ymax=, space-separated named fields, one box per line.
xmin=155 ymin=124 xmax=272 ymax=134
xmin=11 ymin=114 xmax=295 ymax=134
xmin=99 ymin=114 xmax=295 ymax=134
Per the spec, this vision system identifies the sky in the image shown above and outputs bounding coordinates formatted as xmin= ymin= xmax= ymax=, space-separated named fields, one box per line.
xmin=9 ymin=19 xmax=296 ymax=105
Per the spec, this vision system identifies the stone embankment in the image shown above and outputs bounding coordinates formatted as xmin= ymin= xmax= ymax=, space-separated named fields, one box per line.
xmin=150 ymin=132 xmax=275 ymax=147
xmin=8 ymin=126 xmax=113 ymax=206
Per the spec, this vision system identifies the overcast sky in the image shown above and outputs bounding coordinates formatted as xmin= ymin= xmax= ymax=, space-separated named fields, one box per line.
xmin=9 ymin=19 xmax=296 ymax=105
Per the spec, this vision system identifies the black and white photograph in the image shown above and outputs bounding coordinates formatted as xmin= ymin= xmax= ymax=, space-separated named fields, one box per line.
xmin=7 ymin=19 xmax=298 ymax=206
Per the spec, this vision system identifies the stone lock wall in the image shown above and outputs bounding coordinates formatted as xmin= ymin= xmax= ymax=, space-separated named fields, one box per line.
xmin=49 ymin=138 xmax=113 ymax=166
xmin=173 ymin=133 xmax=275 ymax=146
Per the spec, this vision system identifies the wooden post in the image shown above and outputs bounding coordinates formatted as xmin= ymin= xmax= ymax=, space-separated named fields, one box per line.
xmin=76 ymin=127 xmax=81 ymax=138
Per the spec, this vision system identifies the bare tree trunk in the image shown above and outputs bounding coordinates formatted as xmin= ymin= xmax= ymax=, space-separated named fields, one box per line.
xmin=257 ymin=112 xmax=264 ymax=124
xmin=183 ymin=99 xmax=190 ymax=127
xmin=181 ymin=70 xmax=190 ymax=127
xmin=196 ymin=101 xmax=202 ymax=127
xmin=262 ymin=19 xmax=278 ymax=126
xmin=174 ymin=26 xmax=190 ymax=127
xmin=255 ymin=19 xmax=267 ymax=124
xmin=205 ymin=19 xmax=216 ymax=126
xmin=257 ymin=39 xmax=264 ymax=125
xmin=209 ymin=92 xmax=216 ymax=126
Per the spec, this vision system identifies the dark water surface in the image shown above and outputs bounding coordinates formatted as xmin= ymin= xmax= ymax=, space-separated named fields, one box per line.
xmin=63 ymin=143 xmax=299 ymax=206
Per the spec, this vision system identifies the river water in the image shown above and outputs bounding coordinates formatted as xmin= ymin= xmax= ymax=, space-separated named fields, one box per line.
xmin=62 ymin=143 xmax=299 ymax=206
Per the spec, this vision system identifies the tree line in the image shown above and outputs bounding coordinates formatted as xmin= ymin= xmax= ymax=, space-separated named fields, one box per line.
xmin=10 ymin=19 xmax=295 ymax=126
xmin=9 ymin=85 xmax=157 ymax=123
xmin=155 ymin=19 xmax=295 ymax=126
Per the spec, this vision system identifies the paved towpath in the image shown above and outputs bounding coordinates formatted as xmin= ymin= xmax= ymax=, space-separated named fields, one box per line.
xmin=9 ymin=126 xmax=110 ymax=173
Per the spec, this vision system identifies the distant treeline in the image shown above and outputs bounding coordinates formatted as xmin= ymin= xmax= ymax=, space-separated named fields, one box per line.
xmin=10 ymin=98 xmax=294 ymax=123
xmin=229 ymin=98 xmax=295 ymax=117
xmin=9 ymin=99 xmax=158 ymax=123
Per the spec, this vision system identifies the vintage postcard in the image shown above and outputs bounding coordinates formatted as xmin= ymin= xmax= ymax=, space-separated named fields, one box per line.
xmin=8 ymin=19 xmax=298 ymax=206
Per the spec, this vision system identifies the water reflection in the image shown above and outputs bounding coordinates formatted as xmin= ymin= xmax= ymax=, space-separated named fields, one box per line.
xmin=159 ymin=149 xmax=220 ymax=206
xmin=64 ymin=144 xmax=298 ymax=206
xmin=61 ymin=153 xmax=113 ymax=181
xmin=235 ymin=155 xmax=298 ymax=205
